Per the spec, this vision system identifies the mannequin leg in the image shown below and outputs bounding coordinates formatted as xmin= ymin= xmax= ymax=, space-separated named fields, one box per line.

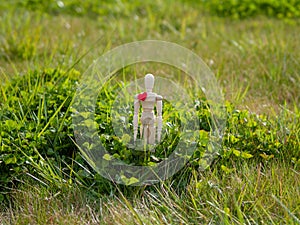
xmin=143 ymin=124 xmax=148 ymax=144
xmin=148 ymin=124 xmax=156 ymax=144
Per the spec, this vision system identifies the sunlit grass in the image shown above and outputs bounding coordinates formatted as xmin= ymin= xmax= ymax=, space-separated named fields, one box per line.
xmin=0 ymin=161 xmax=299 ymax=224
xmin=1 ymin=7 xmax=299 ymax=113
xmin=0 ymin=1 xmax=299 ymax=224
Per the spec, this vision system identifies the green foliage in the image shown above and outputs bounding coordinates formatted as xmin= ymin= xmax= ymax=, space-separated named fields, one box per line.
xmin=202 ymin=0 xmax=300 ymax=19
xmin=0 ymin=68 xmax=79 ymax=188
xmin=0 ymin=68 xmax=299 ymax=197
xmin=222 ymin=104 xmax=300 ymax=162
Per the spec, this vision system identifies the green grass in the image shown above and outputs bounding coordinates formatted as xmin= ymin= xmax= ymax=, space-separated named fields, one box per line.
xmin=0 ymin=1 xmax=300 ymax=224
xmin=0 ymin=161 xmax=299 ymax=224
xmin=1 ymin=2 xmax=299 ymax=112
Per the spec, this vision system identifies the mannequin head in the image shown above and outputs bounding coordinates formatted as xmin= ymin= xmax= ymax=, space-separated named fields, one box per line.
xmin=145 ymin=73 xmax=154 ymax=92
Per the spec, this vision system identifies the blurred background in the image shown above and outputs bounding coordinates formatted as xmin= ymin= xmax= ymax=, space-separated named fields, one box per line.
xmin=1 ymin=0 xmax=299 ymax=113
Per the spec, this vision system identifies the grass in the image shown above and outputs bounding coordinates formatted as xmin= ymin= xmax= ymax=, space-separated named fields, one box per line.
xmin=0 ymin=1 xmax=299 ymax=224
xmin=0 ymin=161 xmax=299 ymax=224
xmin=1 ymin=6 xmax=299 ymax=113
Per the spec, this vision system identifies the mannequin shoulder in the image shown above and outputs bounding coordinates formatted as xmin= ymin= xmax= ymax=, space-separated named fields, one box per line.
xmin=156 ymin=94 xmax=163 ymax=101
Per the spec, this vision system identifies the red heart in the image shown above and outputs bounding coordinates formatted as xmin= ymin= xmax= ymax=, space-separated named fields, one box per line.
xmin=138 ymin=92 xmax=147 ymax=101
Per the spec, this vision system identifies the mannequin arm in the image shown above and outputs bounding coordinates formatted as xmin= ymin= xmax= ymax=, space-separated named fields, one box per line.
xmin=133 ymin=97 xmax=140 ymax=142
xmin=156 ymin=98 xmax=163 ymax=142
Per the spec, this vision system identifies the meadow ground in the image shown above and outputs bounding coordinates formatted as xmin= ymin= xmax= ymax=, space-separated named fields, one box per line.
xmin=0 ymin=1 xmax=299 ymax=224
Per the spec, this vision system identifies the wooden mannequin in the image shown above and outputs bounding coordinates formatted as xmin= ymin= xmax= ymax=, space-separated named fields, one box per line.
xmin=133 ymin=74 xmax=163 ymax=145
